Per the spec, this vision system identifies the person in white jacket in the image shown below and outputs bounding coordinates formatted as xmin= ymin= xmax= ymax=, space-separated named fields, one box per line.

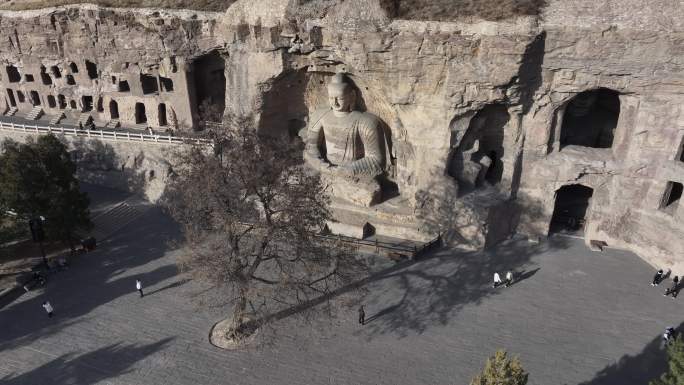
xmin=136 ymin=279 xmax=144 ymax=298
xmin=493 ymin=272 xmax=502 ymax=288
xmin=42 ymin=301 xmax=54 ymax=318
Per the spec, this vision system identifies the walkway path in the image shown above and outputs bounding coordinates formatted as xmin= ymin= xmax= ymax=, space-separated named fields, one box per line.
xmin=0 ymin=206 xmax=679 ymax=384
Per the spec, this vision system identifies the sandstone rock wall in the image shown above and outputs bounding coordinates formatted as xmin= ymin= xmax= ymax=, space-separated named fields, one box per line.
xmin=0 ymin=0 xmax=682 ymax=271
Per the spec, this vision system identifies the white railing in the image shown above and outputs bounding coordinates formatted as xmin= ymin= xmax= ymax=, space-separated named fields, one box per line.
xmin=0 ymin=121 xmax=212 ymax=146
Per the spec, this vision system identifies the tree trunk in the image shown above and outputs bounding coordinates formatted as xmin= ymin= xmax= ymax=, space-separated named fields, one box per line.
xmin=227 ymin=287 xmax=248 ymax=341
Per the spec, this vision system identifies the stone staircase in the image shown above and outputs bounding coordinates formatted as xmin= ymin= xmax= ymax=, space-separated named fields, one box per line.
xmin=75 ymin=196 xmax=152 ymax=242
xmin=25 ymin=106 xmax=43 ymax=120
xmin=4 ymin=107 xmax=18 ymax=117
xmin=77 ymin=113 xmax=93 ymax=128
xmin=104 ymin=119 xmax=120 ymax=129
xmin=49 ymin=112 xmax=66 ymax=125
xmin=130 ymin=123 xmax=149 ymax=131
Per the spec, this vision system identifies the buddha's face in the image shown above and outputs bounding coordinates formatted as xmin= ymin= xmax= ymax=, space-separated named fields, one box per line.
xmin=328 ymin=86 xmax=354 ymax=113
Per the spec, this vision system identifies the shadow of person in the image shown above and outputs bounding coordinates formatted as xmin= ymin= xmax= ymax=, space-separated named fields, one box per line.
xmin=143 ymin=279 xmax=189 ymax=297
xmin=364 ymin=304 xmax=400 ymax=324
xmin=507 ymin=267 xmax=541 ymax=287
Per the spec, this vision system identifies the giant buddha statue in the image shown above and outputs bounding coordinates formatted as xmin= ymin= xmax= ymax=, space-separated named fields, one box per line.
xmin=304 ymin=73 xmax=389 ymax=206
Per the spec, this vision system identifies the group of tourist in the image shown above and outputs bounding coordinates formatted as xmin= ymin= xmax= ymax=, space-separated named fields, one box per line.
xmin=651 ymin=269 xmax=681 ymax=298
xmin=492 ymin=271 xmax=514 ymax=288
xmin=652 ymin=269 xmax=681 ymax=345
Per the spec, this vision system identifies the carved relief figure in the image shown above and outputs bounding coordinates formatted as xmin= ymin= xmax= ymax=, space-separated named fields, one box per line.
xmin=304 ymin=73 xmax=389 ymax=206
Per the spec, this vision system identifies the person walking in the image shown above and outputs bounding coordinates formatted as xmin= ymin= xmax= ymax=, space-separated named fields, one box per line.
xmin=664 ymin=276 xmax=679 ymax=298
xmin=136 ymin=279 xmax=144 ymax=298
xmin=652 ymin=269 xmax=664 ymax=286
xmin=505 ymin=271 xmax=514 ymax=287
xmin=42 ymin=301 xmax=54 ymax=318
xmin=493 ymin=272 xmax=502 ymax=288
xmin=664 ymin=327 xmax=677 ymax=344
xmin=358 ymin=305 xmax=365 ymax=326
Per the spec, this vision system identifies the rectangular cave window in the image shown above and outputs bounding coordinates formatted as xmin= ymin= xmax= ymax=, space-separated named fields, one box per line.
xmin=25 ymin=74 xmax=34 ymax=82
xmin=660 ymin=181 xmax=683 ymax=215
xmin=17 ymin=91 xmax=25 ymax=103
xmin=159 ymin=76 xmax=173 ymax=92
xmin=58 ymin=94 xmax=67 ymax=109
xmin=118 ymin=80 xmax=130 ymax=92
xmin=81 ymin=95 xmax=93 ymax=112
xmin=47 ymin=95 xmax=56 ymax=108
xmin=140 ymin=74 xmax=158 ymax=95
xmin=111 ymin=76 xmax=116 ymax=84
xmin=66 ymin=74 xmax=76 ymax=85
xmin=85 ymin=60 xmax=98 ymax=79
xmin=40 ymin=70 xmax=52 ymax=85
xmin=51 ymin=66 xmax=62 ymax=78
xmin=677 ymin=136 xmax=684 ymax=163
xmin=6 ymin=66 xmax=21 ymax=83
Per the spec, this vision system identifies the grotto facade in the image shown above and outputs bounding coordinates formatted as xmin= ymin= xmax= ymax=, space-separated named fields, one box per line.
xmin=0 ymin=0 xmax=682 ymax=272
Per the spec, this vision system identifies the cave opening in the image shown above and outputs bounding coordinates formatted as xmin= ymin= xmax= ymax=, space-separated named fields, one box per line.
xmin=51 ymin=66 xmax=62 ymax=78
xmin=81 ymin=95 xmax=93 ymax=112
xmin=560 ymin=88 xmax=620 ymax=149
xmin=135 ymin=102 xmax=147 ymax=124
xmin=191 ymin=51 xmax=226 ymax=126
xmin=140 ymin=74 xmax=158 ymax=95
xmin=58 ymin=94 xmax=66 ymax=109
xmin=109 ymin=100 xmax=119 ymax=119
xmin=30 ymin=90 xmax=40 ymax=106
xmin=66 ymin=75 xmax=76 ymax=85
xmin=448 ymin=104 xmax=509 ymax=194
xmin=5 ymin=66 xmax=20 ymax=83
xmin=549 ymin=184 xmax=594 ymax=235
xmin=6 ymin=89 xmax=16 ymax=107
xmin=96 ymin=97 xmax=103 ymax=112
xmin=17 ymin=91 xmax=25 ymax=103
xmin=660 ymin=181 xmax=683 ymax=215
xmin=118 ymin=80 xmax=130 ymax=92
xmin=69 ymin=62 xmax=78 ymax=73
xmin=159 ymin=76 xmax=174 ymax=92
xmin=158 ymin=103 xmax=167 ymax=126
xmin=85 ymin=60 xmax=98 ymax=79
xmin=47 ymin=95 xmax=56 ymax=108
xmin=40 ymin=66 xmax=52 ymax=85
xmin=69 ymin=100 xmax=76 ymax=109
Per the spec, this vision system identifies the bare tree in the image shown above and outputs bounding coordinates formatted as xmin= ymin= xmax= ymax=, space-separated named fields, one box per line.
xmin=165 ymin=123 xmax=365 ymax=344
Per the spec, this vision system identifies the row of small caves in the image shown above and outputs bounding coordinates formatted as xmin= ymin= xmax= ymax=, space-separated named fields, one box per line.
xmin=451 ymin=88 xmax=683 ymax=235
xmin=2 ymin=51 xmax=226 ymax=128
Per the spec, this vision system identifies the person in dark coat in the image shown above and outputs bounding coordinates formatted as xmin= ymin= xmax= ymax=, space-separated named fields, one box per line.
xmin=358 ymin=305 xmax=365 ymax=326
xmin=664 ymin=276 xmax=679 ymax=298
xmin=652 ymin=269 xmax=664 ymax=286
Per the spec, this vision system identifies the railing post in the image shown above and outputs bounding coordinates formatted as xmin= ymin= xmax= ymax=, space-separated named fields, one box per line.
xmin=21 ymin=124 xmax=26 ymax=132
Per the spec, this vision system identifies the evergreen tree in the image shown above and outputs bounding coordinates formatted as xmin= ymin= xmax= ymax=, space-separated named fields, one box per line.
xmin=651 ymin=336 xmax=684 ymax=385
xmin=470 ymin=349 xmax=529 ymax=385
xmin=0 ymin=135 xmax=91 ymax=249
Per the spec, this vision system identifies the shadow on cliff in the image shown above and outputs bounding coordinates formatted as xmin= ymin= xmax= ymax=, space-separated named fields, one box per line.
xmin=0 ymin=338 xmax=173 ymax=385
xmin=578 ymin=321 xmax=683 ymax=385
xmin=0 ymin=206 xmax=182 ymax=354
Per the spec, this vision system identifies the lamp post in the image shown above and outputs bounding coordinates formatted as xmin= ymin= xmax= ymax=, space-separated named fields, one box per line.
xmin=29 ymin=216 xmax=47 ymax=267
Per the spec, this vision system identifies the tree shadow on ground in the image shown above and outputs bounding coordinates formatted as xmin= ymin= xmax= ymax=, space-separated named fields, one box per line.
xmin=359 ymin=236 xmax=571 ymax=338
xmin=0 ymin=206 xmax=181 ymax=353
xmin=260 ymin=236 xmax=571 ymax=340
xmin=577 ymin=320 xmax=684 ymax=385
xmin=0 ymin=338 xmax=173 ymax=385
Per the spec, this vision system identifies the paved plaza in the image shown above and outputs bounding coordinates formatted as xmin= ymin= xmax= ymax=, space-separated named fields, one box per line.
xmin=0 ymin=205 xmax=681 ymax=384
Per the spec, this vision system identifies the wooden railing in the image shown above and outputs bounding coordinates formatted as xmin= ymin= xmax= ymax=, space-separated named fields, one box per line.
xmin=0 ymin=121 xmax=212 ymax=146
xmin=316 ymin=232 xmax=443 ymax=260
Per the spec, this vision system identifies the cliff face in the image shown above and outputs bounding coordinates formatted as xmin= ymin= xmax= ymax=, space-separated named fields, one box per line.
xmin=0 ymin=0 xmax=682 ymax=270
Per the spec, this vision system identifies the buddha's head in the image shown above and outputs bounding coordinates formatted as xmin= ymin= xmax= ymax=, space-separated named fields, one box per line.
xmin=327 ymin=73 xmax=356 ymax=114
